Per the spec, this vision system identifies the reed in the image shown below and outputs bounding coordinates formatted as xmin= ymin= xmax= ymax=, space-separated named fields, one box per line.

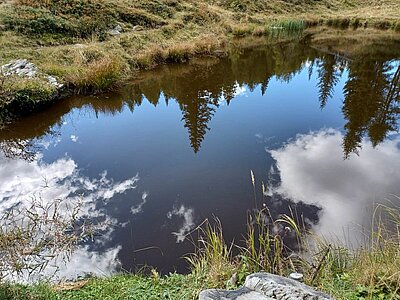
xmin=185 ymin=219 xmax=235 ymax=288
xmin=186 ymin=173 xmax=400 ymax=299
xmin=268 ymin=20 xmax=306 ymax=32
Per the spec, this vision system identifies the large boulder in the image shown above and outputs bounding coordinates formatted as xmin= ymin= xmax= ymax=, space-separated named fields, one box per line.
xmin=199 ymin=273 xmax=333 ymax=300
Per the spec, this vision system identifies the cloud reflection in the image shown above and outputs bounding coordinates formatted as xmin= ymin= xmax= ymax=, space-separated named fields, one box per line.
xmin=0 ymin=153 xmax=141 ymax=281
xmin=268 ymin=129 xmax=400 ymax=243
xmin=167 ymin=205 xmax=195 ymax=243
xmin=131 ymin=192 xmax=148 ymax=214
xmin=18 ymin=246 xmax=123 ymax=283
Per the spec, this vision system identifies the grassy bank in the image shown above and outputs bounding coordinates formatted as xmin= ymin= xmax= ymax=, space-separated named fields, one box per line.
xmin=0 ymin=0 xmax=400 ymax=122
xmin=1 ymin=204 xmax=399 ymax=300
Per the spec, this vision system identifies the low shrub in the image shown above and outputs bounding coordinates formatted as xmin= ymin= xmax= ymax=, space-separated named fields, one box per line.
xmin=133 ymin=46 xmax=166 ymax=68
xmin=2 ymin=0 xmax=168 ymax=43
xmin=138 ymin=1 xmax=175 ymax=19
xmin=373 ymin=21 xmax=391 ymax=30
xmin=2 ymin=5 xmax=113 ymax=40
xmin=229 ymin=24 xmax=253 ymax=36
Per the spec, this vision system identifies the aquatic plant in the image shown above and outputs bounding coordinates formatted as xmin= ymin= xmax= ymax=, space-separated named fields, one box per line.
xmin=267 ymin=19 xmax=305 ymax=33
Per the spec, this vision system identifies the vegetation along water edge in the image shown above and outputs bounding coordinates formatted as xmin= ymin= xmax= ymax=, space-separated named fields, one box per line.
xmin=0 ymin=196 xmax=399 ymax=299
xmin=0 ymin=1 xmax=400 ymax=299
xmin=0 ymin=0 xmax=400 ymax=123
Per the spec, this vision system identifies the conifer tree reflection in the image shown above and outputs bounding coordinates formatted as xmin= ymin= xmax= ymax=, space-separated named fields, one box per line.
xmin=1 ymin=38 xmax=399 ymax=158
xmin=342 ymin=61 xmax=400 ymax=157
xmin=317 ymin=54 xmax=345 ymax=108
xmin=180 ymin=91 xmax=218 ymax=153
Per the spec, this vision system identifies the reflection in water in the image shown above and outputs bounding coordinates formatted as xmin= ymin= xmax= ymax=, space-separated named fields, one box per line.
xmin=0 ymin=153 xmax=142 ymax=281
xmin=316 ymin=54 xmax=346 ymax=108
xmin=0 ymin=138 xmax=38 ymax=161
xmin=269 ymin=129 xmax=400 ymax=243
xmin=0 ymin=35 xmax=399 ymax=278
xmin=0 ymin=38 xmax=399 ymax=157
xmin=342 ymin=63 xmax=400 ymax=156
xmin=129 ymin=41 xmax=319 ymax=153
xmin=167 ymin=205 xmax=196 ymax=243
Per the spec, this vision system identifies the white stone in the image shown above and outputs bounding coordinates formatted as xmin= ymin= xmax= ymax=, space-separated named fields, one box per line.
xmin=1 ymin=59 xmax=64 ymax=90
xmin=199 ymin=273 xmax=334 ymax=300
xmin=289 ymin=272 xmax=304 ymax=282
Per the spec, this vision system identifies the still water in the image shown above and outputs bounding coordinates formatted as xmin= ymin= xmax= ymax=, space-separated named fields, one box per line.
xmin=1 ymin=35 xmax=400 ymax=280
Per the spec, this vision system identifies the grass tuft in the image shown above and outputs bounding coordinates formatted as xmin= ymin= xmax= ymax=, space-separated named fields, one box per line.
xmin=65 ymin=56 xmax=122 ymax=93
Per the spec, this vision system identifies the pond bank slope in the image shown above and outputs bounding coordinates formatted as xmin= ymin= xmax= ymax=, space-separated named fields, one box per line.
xmin=0 ymin=0 xmax=400 ymax=122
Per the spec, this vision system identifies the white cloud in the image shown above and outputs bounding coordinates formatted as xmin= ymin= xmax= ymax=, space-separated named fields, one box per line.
xmin=0 ymin=153 xmax=140 ymax=282
xmin=167 ymin=205 xmax=195 ymax=243
xmin=6 ymin=245 xmax=122 ymax=283
xmin=70 ymin=135 xmax=78 ymax=142
xmin=36 ymin=136 xmax=62 ymax=150
xmin=131 ymin=192 xmax=148 ymax=214
xmin=268 ymin=129 xmax=400 ymax=244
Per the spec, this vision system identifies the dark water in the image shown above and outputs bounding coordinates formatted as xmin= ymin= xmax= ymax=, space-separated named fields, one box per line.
xmin=1 ymin=35 xmax=400 ymax=280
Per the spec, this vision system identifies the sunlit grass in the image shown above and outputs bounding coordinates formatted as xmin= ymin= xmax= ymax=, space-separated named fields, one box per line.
xmin=1 ymin=0 xmax=399 ymax=122
xmin=0 ymin=196 xmax=399 ymax=299
xmin=65 ymin=56 xmax=123 ymax=93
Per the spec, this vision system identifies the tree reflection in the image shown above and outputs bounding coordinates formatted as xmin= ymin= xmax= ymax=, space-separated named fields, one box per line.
xmin=342 ymin=62 xmax=400 ymax=157
xmin=316 ymin=54 xmax=346 ymax=109
xmin=128 ymin=41 xmax=320 ymax=152
xmin=0 ymin=37 xmax=399 ymax=158
xmin=181 ymin=91 xmax=217 ymax=153
xmin=0 ymin=139 xmax=37 ymax=161
xmin=313 ymin=46 xmax=399 ymax=157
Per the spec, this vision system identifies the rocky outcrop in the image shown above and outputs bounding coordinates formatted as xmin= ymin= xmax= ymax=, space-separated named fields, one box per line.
xmin=199 ymin=273 xmax=333 ymax=300
xmin=1 ymin=59 xmax=63 ymax=89
xmin=0 ymin=59 xmax=65 ymax=123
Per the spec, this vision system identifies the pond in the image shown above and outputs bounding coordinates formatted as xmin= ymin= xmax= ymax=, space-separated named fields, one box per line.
xmin=0 ymin=33 xmax=399 ymax=280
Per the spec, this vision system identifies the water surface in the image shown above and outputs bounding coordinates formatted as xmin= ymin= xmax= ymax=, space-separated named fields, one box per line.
xmin=1 ymin=35 xmax=399 ymax=279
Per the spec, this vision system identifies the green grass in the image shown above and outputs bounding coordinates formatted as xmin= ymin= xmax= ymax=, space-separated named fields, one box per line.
xmin=0 ymin=204 xmax=399 ymax=299
xmin=0 ymin=273 xmax=206 ymax=300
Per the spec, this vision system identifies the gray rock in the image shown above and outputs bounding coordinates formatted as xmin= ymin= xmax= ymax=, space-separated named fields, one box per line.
xmin=108 ymin=25 xmax=122 ymax=36
xmin=12 ymin=59 xmax=28 ymax=69
xmin=108 ymin=29 xmax=120 ymax=36
xmin=2 ymin=59 xmax=38 ymax=77
xmin=288 ymin=273 xmax=304 ymax=282
xmin=1 ymin=59 xmax=63 ymax=89
xmin=132 ymin=25 xmax=144 ymax=31
xmin=199 ymin=273 xmax=333 ymax=300
xmin=200 ymin=288 xmax=273 ymax=300
xmin=47 ymin=76 xmax=64 ymax=88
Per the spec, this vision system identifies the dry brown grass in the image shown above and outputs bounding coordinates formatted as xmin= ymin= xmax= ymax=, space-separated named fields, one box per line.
xmin=0 ymin=0 xmax=399 ymax=121
xmin=252 ymin=26 xmax=266 ymax=36
xmin=64 ymin=56 xmax=123 ymax=93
